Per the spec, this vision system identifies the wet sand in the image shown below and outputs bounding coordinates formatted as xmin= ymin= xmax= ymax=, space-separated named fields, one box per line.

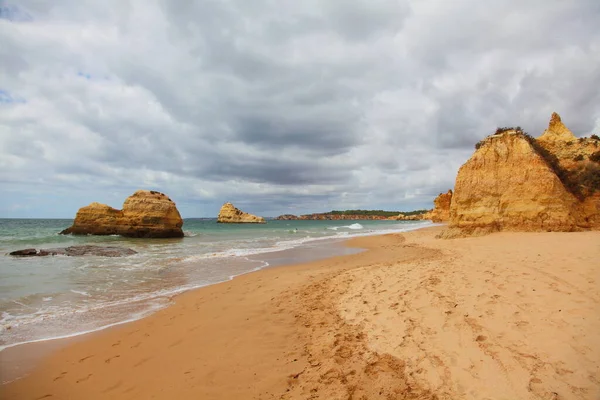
xmin=2 ymin=226 xmax=599 ymax=399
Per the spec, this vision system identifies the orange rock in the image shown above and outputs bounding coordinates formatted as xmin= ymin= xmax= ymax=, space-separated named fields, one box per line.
xmin=60 ymin=190 xmax=184 ymax=238
xmin=538 ymin=112 xmax=576 ymax=143
xmin=217 ymin=203 xmax=265 ymax=223
xmin=443 ymin=113 xmax=600 ymax=237
xmin=430 ymin=190 xmax=452 ymax=222
xmin=537 ymin=112 xmax=600 ymax=170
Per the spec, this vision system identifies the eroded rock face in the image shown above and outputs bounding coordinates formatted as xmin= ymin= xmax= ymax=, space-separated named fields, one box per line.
xmin=9 ymin=245 xmax=137 ymax=257
xmin=217 ymin=203 xmax=265 ymax=223
xmin=445 ymin=132 xmax=577 ymax=236
xmin=430 ymin=190 xmax=452 ymax=223
xmin=443 ymin=113 xmax=600 ymax=237
xmin=60 ymin=190 xmax=184 ymax=238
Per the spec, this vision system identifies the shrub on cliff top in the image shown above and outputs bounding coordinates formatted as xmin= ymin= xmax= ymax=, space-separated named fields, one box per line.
xmin=576 ymin=163 xmax=600 ymax=194
xmin=476 ymin=127 xmax=525 ymax=150
xmin=591 ymin=134 xmax=600 ymax=141
xmin=494 ymin=126 xmax=523 ymax=135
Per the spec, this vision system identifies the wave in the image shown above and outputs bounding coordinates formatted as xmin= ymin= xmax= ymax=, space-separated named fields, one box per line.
xmin=183 ymin=221 xmax=435 ymax=262
xmin=327 ymin=223 xmax=364 ymax=231
xmin=0 ymin=258 xmax=272 ymax=352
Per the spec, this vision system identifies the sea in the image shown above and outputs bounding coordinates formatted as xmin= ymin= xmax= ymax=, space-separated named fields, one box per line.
xmin=0 ymin=218 xmax=433 ymax=351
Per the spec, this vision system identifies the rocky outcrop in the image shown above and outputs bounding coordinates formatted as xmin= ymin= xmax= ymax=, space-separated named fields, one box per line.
xmin=442 ymin=113 xmax=600 ymax=237
xmin=276 ymin=214 xmax=298 ymax=220
xmin=218 ymin=203 xmax=265 ymax=223
xmin=393 ymin=212 xmax=431 ymax=221
xmin=9 ymin=245 xmax=137 ymax=257
xmin=60 ymin=190 xmax=184 ymax=238
xmin=537 ymin=112 xmax=600 ymax=171
xmin=538 ymin=112 xmax=576 ymax=143
xmin=430 ymin=190 xmax=452 ymax=222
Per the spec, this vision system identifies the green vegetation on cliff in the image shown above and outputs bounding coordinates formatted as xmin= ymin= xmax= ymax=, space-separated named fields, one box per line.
xmin=328 ymin=209 xmax=429 ymax=217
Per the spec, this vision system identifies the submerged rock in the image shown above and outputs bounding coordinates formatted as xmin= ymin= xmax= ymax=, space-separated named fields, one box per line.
xmin=60 ymin=190 xmax=184 ymax=238
xmin=9 ymin=245 xmax=137 ymax=257
xmin=217 ymin=202 xmax=265 ymax=223
xmin=9 ymin=248 xmax=37 ymax=256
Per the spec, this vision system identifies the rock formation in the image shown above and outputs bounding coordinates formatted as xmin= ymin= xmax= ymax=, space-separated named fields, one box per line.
xmin=218 ymin=203 xmax=265 ymax=223
xmin=538 ymin=112 xmax=576 ymax=143
xmin=60 ymin=190 xmax=184 ymax=238
xmin=430 ymin=190 xmax=452 ymax=222
xmin=9 ymin=245 xmax=137 ymax=257
xmin=442 ymin=113 xmax=600 ymax=237
xmin=276 ymin=214 xmax=298 ymax=220
xmin=393 ymin=212 xmax=430 ymax=221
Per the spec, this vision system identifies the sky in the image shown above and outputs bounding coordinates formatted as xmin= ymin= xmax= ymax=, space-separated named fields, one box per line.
xmin=1 ymin=0 xmax=599 ymax=218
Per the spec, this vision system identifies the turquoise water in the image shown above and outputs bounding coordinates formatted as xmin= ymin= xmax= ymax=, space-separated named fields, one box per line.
xmin=0 ymin=218 xmax=433 ymax=349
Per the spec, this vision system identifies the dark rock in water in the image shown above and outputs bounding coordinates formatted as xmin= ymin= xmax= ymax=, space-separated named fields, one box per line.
xmin=9 ymin=245 xmax=137 ymax=257
xmin=9 ymin=248 xmax=38 ymax=256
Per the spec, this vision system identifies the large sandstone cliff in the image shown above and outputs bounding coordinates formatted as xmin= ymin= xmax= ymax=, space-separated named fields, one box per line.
xmin=60 ymin=190 xmax=184 ymax=238
xmin=217 ymin=203 xmax=265 ymax=223
xmin=443 ymin=113 xmax=600 ymax=237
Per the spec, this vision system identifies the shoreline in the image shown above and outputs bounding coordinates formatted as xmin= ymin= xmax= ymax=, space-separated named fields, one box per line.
xmin=2 ymin=226 xmax=599 ymax=399
xmin=0 ymin=221 xmax=433 ymax=356
xmin=0 ymin=228 xmax=426 ymax=388
xmin=0 ymin=227 xmax=397 ymax=383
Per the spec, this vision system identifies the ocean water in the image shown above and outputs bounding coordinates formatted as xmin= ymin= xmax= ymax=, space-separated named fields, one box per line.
xmin=0 ymin=218 xmax=433 ymax=350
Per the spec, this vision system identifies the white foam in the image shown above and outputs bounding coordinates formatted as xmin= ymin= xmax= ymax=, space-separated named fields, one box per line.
xmin=70 ymin=290 xmax=90 ymax=297
xmin=0 ymin=301 xmax=167 ymax=352
xmin=0 ymin=258 xmax=280 ymax=352
xmin=182 ymin=221 xmax=434 ymax=263
xmin=328 ymin=223 xmax=364 ymax=230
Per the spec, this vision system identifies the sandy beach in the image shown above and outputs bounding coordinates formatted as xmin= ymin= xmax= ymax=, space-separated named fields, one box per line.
xmin=2 ymin=226 xmax=599 ymax=400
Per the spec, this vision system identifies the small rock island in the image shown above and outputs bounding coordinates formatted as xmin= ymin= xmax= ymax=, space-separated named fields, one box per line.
xmin=60 ymin=190 xmax=184 ymax=238
xmin=217 ymin=202 xmax=265 ymax=223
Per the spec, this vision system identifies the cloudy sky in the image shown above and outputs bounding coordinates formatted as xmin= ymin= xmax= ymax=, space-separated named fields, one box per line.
xmin=1 ymin=0 xmax=599 ymax=218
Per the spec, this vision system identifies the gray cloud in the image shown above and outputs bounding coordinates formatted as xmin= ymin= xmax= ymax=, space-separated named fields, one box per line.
xmin=1 ymin=0 xmax=599 ymax=218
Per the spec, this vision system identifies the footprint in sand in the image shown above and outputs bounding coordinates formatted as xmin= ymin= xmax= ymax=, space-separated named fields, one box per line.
xmin=53 ymin=371 xmax=68 ymax=381
xmin=104 ymin=355 xmax=120 ymax=364
xmin=76 ymin=374 xmax=92 ymax=383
